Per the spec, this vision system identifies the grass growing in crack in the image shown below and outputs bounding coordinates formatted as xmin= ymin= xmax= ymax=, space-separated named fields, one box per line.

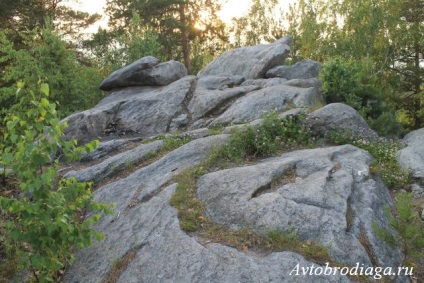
xmin=103 ymin=249 xmax=137 ymax=283
xmin=170 ymin=167 xmax=206 ymax=232
xmin=169 ymin=166 xmax=367 ymax=282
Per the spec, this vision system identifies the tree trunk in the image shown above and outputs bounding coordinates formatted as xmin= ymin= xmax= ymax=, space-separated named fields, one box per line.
xmin=179 ymin=3 xmax=191 ymax=74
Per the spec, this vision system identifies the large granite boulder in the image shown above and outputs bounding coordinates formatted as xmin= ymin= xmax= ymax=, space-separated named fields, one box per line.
xmin=306 ymin=103 xmax=378 ymax=139
xmin=99 ymin=57 xmax=187 ymax=91
xmin=397 ymin=128 xmax=424 ymax=179
xmin=197 ymin=145 xmax=403 ymax=270
xmin=267 ymin=59 xmax=322 ymax=80
xmin=198 ymin=36 xmax=292 ymax=79
xmin=63 ymin=76 xmax=196 ymax=144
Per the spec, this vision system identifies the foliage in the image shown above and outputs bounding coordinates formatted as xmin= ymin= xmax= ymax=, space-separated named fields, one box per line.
xmin=389 ymin=193 xmax=424 ymax=260
xmin=326 ymin=130 xmax=409 ymax=190
xmin=231 ymin=0 xmax=284 ymax=46
xmin=0 ymin=0 xmax=101 ymax=41
xmin=214 ymin=113 xmax=314 ymax=163
xmin=105 ymin=0 xmax=227 ymax=73
xmin=288 ymin=0 xmax=424 ymax=129
xmin=84 ymin=14 xmax=165 ymax=75
xmin=374 ymin=193 xmax=424 ymax=268
xmin=0 ymin=27 xmax=104 ymax=119
xmin=320 ymin=58 xmax=403 ymax=136
xmin=0 ymin=82 xmax=112 ymax=282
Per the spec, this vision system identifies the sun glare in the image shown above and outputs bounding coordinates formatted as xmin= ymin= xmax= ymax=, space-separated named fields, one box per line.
xmin=67 ymin=0 xmax=296 ymax=33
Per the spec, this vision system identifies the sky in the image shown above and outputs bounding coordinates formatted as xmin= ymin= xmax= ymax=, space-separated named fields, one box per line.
xmin=68 ymin=0 xmax=296 ymax=33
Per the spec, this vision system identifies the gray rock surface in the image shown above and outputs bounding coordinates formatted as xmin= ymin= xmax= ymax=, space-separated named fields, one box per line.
xmin=197 ymin=75 xmax=245 ymax=90
xmin=63 ymin=101 xmax=123 ymax=145
xmin=64 ymin=183 xmax=350 ymax=283
xmin=65 ymin=140 xmax=165 ymax=183
xmin=397 ymin=128 xmax=424 ymax=179
xmin=241 ymin=77 xmax=288 ymax=88
xmin=198 ymin=36 xmax=292 ymax=79
xmin=188 ymin=84 xmax=259 ymax=121
xmin=198 ymin=145 xmax=403 ymax=270
xmin=81 ymin=138 xmax=143 ymax=162
xmin=99 ymin=57 xmax=187 ymax=91
xmin=267 ymin=59 xmax=322 ymax=80
xmin=210 ymin=85 xmax=323 ymax=126
xmin=63 ymin=76 xmax=196 ymax=143
xmin=306 ymin=103 xmax=378 ymax=139
xmin=283 ymin=78 xmax=322 ymax=91
xmin=64 ymin=135 xmax=231 ymax=283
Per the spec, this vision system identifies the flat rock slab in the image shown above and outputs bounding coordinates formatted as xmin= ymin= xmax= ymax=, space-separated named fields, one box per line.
xmin=65 ymin=140 xmax=165 ymax=183
xmin=80 ymin=137 xmax=143 ymax=162
xmin=99 ymin=56 xmax=187 ymax=91
xmin=210 ymin=85 xmax=323 ymax=126
xmin=198 ymin=36 xmax=292 ymax=79
xmin=188 ymin=84 xmax=259 ymax=121
xmin=198 ymin=145 xmax=403 ymax=270
xmin=267 ymin=59 xmax=322 ymax=80
xmin=397 ymin=128 xmax=424 ymax=179
xmin=64 ymin=184 xmax=350 ymax=283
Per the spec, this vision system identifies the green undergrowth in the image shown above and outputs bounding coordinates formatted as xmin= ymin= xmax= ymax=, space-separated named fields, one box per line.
xmin=169 ymin=111 xmax=421 ymax=282
xmin=0 ymin=82 xmax=113 ymax=282
xmin=169 ymin=113 xmax=364 ymax=277
xmin=326 ymin=130 xmax=409 ymax=190
xmin=373 ymin=193 xmax=424 ymax=276
xmin=206 ymin=113 xmax=316 ymax=167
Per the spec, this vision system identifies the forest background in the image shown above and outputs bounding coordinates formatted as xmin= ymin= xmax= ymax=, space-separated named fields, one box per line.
xmin=0 ymin=0 xmax=423 ymax=136
xmin=0 ymin=0 xmax=423 ymax=281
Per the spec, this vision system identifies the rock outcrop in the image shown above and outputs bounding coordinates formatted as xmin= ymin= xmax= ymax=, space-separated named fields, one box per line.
xmin=99 ymin=56 xmax=188 ymax=91
xmin=397 ymin=128 xmax=424 ymax=179
xmin=198 ymin=36 xmax=292 ymax=79
xmin=61 ymin=38 xmax=412 ymax=283
xmin=266 ymin=59 xmax=322 ymax=80
xmin=306 ymin=103 xmax=378 ymax=139
xmin=198 ymin=145 xmax=401 ymax=268
xmin=63 ymin=37 xmax=324 ymax=144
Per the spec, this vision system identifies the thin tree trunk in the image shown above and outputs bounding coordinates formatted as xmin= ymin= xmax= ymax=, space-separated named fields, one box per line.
xmin=179 ymin=3 xmax=191 ymax=74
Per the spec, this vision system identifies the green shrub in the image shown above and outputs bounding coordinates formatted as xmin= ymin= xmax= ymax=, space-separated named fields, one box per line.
xmin=320 ymin=59 xmax=402 ymax=137
xmin=374 ymin=193 xmax=424 ymax=265
xmin=215 ymin=113 xmax=314 ymax=163
xmin=0 ymin=82 xmax=113 ymax=282
xmin=390 ymin=193 xmax=424 ymax=260
xmin=0 ymin=27 xmax=104 ymax=120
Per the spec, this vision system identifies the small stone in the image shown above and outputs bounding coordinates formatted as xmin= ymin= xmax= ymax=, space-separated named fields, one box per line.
xmin=411 ymin=184 xmax=424 ymax=197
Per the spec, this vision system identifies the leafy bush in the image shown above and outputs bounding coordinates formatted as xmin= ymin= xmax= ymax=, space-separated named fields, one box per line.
xmin=0 ymin=82 xmax=112 ymax=282
xmin=216 ymin=113 xmax=314 ymax=163
xmin=0 ymin=27 xmax=104 ymax=119
xmin=320 ymin=59 xmax=402 ymax=137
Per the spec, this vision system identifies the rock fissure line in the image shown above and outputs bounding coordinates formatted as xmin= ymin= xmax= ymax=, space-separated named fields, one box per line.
xmin=60 ymin=37 xmax=412 ymax=283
